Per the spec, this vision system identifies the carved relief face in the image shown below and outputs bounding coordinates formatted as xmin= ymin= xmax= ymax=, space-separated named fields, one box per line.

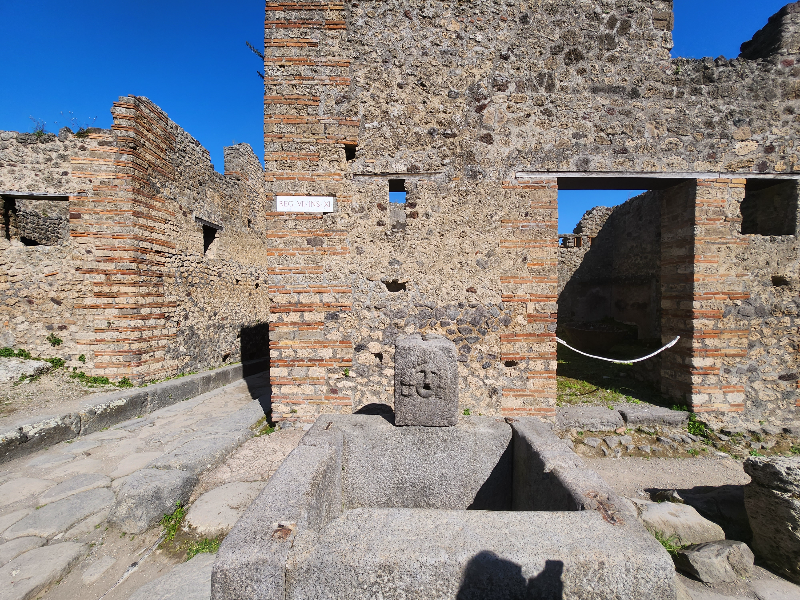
xmin=400 ymin=361 xmax=445 ymax=400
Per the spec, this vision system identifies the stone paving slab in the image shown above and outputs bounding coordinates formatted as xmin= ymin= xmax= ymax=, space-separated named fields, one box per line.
xmin=3 ymin=488 xmax=114 ymax=540
xmin=0 ymin=537 xmax=44 ymax=567
xmin=129 ymin=553 xmax=215 ymax=600
xmin=185 ymin=482 xmax=264 ymax=537
xmin=109 ymin=469 xmax=197 ymax=534
xmin=38 ymin=473 xmax=110 ymax=504
xmin=0 ymin=542 xmax=85 ymax=600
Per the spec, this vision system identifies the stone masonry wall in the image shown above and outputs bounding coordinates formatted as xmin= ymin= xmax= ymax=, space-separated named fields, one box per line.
xmin=261 ymin=0 xmax=800 ymax=425
xmin=0 ymin=97 xmax=271 ymax=382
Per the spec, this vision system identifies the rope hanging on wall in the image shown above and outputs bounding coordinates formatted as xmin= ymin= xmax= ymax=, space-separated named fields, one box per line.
xmin=555 ymin=336 xmax=680 ymax=364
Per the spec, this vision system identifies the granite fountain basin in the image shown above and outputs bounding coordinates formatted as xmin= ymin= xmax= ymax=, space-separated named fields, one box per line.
xmin=211 ymin=414 xmax=677 ymax=600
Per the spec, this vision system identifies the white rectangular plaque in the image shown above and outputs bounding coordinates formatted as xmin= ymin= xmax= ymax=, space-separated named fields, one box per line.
xmin=276 ymin=195 xmax=335 ymax=213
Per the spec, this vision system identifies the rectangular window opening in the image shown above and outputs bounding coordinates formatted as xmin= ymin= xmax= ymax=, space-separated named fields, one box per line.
xmin=389 ymin=179 xmax=406 ymax=204
xmin=741 ymin=180 xmax=798 ymax=236
xmin=344 ymin=144 xmax=357 ymax=162
xmin=203 ymin=225 xmax=217 ymax=254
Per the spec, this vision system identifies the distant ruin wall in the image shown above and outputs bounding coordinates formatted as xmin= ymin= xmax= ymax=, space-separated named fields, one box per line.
xmin=0 ymin=97 xmax=271 ymax=381
xmin=558 ymin=192 xmax=661 ymax=339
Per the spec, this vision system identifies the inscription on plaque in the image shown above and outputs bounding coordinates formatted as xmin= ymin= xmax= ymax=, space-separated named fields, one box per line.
xmin=276 ymin=196 xmax=335 ymax=213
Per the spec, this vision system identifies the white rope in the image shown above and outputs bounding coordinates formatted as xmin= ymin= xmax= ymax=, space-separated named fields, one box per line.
xmin=556 ymin=336 xmax=680 ymax=364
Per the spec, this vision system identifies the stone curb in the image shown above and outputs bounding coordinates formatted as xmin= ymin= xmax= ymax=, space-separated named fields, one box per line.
xmin=0 ymin=358 xmax=269 ymax=464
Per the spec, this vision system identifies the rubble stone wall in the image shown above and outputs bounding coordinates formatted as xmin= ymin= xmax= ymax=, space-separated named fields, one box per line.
xmin=261 ymin=0 xmax=800 ymax=425
xmin=0 ymin=97 xmax=271 ymax=381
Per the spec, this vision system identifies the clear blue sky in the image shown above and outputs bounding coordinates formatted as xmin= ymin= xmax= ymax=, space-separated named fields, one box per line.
xmin=0 ymin=0 xmax=788 ymax=229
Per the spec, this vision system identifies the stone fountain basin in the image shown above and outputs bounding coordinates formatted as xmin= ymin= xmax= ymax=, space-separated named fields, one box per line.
xmin=212 ymin=415 xmax=677 ymax=600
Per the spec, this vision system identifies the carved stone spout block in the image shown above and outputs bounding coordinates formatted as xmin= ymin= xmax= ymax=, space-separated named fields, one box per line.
xmin=394 ymin=333 xmax=458 ymax=426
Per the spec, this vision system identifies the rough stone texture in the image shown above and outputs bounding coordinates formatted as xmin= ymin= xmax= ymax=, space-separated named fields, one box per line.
xmin=38 ymin=473 xmax=110 ymax=504
xmin=185 ymin=482 xmax=264 ymax=537
xmin=559 ymin=192 xmax=661 ymax=342
xmin=674 ymin=540 xmax=755 ymax=583
xmin=0 ymin=478 xmax=53 ymax=508
xmin=0 ymin=358 xmax=51 ymax=384
xmin=335 ymin=415 xmax=512 ymax=510
xmin=744 ymin=456 xmax=800 ymax=583
xmin=108 ymin=469 xmax=197 ymax=534
xmin=0 ymin=360 xmax=266 ymax=465
xmin=394 ymin=333 xmax=458 ymax=426
xmin=0 ymin=542 xmax=85 ymax=600
xmin=129 ymin=553 xmax=215 ymax=600
xmin=629 ymin=498 xmax=726 ymax=545
xmin=750 ymin=577 xmax=800 ymax=600
xmin=3 ymin=488 xmax=113 ymax=540
xmin=213 ymin=414 xmax=676 ymax=600
xmin=285 ymin=508 xmax=675 ymax=600
xmin=0 ymin=100 xmax=270 ymax=385
xmin=212 ymin=438 xmax=342 ymax=600
xmin=0 ymin=536 xmax=45 ymax=567
xmin=618 ymin=404 xmax=690 ymax=428
xmin=556 ymin=405 xmax=625 ymax=431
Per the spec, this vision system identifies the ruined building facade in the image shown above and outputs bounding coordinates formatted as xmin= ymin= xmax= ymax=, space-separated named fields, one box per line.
xmin=261 ymin=0 xmax=800 ymax=425
xmin=1 ymin=1 xmax=799 ymax=424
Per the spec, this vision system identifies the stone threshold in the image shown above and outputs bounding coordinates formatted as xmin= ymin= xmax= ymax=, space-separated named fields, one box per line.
xmin=0 ymin=358 xmax=269 ymax=464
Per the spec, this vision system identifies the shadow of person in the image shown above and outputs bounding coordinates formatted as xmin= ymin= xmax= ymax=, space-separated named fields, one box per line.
xmin=456 ymin=551 xmax=563 ymax=600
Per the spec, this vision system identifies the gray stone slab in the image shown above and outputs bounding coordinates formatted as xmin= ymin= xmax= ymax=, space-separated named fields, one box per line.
xmin=109 ymin=468 xmax=197 ymax=534
xmin=285 ymin=508 xmax=676 ymax=600
xmin=130 ymin=552 xmax=215 ymax=600
xmin=617 ymin=404 xmax=689 ymax=427
xmin=185 ymin=482 xmax=264 ymax=537
xmin=750 ymin=577 xmax=800 ymax=600
xmin=38 ymin=473 xmax=110 ymax=504
xmin=744 ymin=456 xmax=800 ymax=583
xmin=511 ymin=418 xmax=633 ymax=520
xmin=3 ymin=487 xmax=114 ymax=540
xmin=147 ymin=376 xmax=202 ymax=413
xmin=629 ymin=498 xmax=725 ymax=545
xmin=0 ymin=358 xmax=51 ymax=383
xmin=674 ymin=540 xmax=754 ymax=583
xmin=0 ymin=414 xmax=81 ymax=464
xmin=335 ymin=415 xmax=513 ymax=510
xmin=212 ymin=438 xmax=342 ymax=600
xmin=78 ymin=389 xmax=149 ymax=435
xmin=555 ymin=405 xmax=624 ymax=431
xmin=0 ymin=511 xmax=30 ymax=535
xmin=0 ymin=537 xmax=45 ymax=567
xmin=394 ymin=333 xmax=458 ymax=427
xmin=0 ymin=542 xmax=85 ymax=600
xmin=0 ymin=478 xmax=54 ymax=508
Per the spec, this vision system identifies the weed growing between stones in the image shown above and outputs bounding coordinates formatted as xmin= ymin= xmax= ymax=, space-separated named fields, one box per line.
xmin=186 ymin=538 xmax=221 ymax=560
xmin=463 ymin=408 xmax=471 ymax=415
xmin=649 ymin=529 xmax=683 ymax=556
xmin=69 ymin=369 xmax=132 ymax=388
xmin=686 ymin=414 xmax=710 ymax=438
xmin=160 ymin=503 xmax=186 ymax=543
xmin=252 ymin=416 xmax=276 ymax=437
xmin=46 ymin=333 xmax=63 ymax=347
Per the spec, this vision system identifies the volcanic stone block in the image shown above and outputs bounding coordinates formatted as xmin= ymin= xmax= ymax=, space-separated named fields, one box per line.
xmin=394 ymin=334 xmax=458 ymax=427
xmin=744 ymin=456 xmax=800 ymax=583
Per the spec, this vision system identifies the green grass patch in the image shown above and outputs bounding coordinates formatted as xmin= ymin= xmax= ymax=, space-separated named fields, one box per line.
xmin=186 ymin=538 xmax=221 ymax=560
xmin=650 ymin=529 xmax=683 ymax=556
xmin=160 ymin=503 xmax=186 ymax=542
xmin=687 ymin=414 xmax=709 ymax=438
xmin=252 ymin=416 xmax=276 ymax=437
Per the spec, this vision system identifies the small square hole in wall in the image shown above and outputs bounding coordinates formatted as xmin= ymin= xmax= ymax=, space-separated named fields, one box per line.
xmin=389 ymin=179 xmax=406 ymax=204
xmin=741 ymin=180 xmax=798 ymax=236
xmin=344 ymin=144 xmax=357 ymax=161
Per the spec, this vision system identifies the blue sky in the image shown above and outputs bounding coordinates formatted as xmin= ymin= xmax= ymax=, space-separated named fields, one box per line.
xmin=0 ymin=0 xmax=788 ymax=230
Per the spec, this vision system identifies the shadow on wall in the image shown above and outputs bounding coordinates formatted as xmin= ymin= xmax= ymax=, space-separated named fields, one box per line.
xmin=456 ymin=553 xmax=563 ymax=600
xmin=240 ymin=322 xmax=271 ymax=417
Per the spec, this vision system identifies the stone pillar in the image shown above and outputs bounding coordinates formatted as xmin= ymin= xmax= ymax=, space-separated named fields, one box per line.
xmin=499 ymin=178 xmax=558 ymax=419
